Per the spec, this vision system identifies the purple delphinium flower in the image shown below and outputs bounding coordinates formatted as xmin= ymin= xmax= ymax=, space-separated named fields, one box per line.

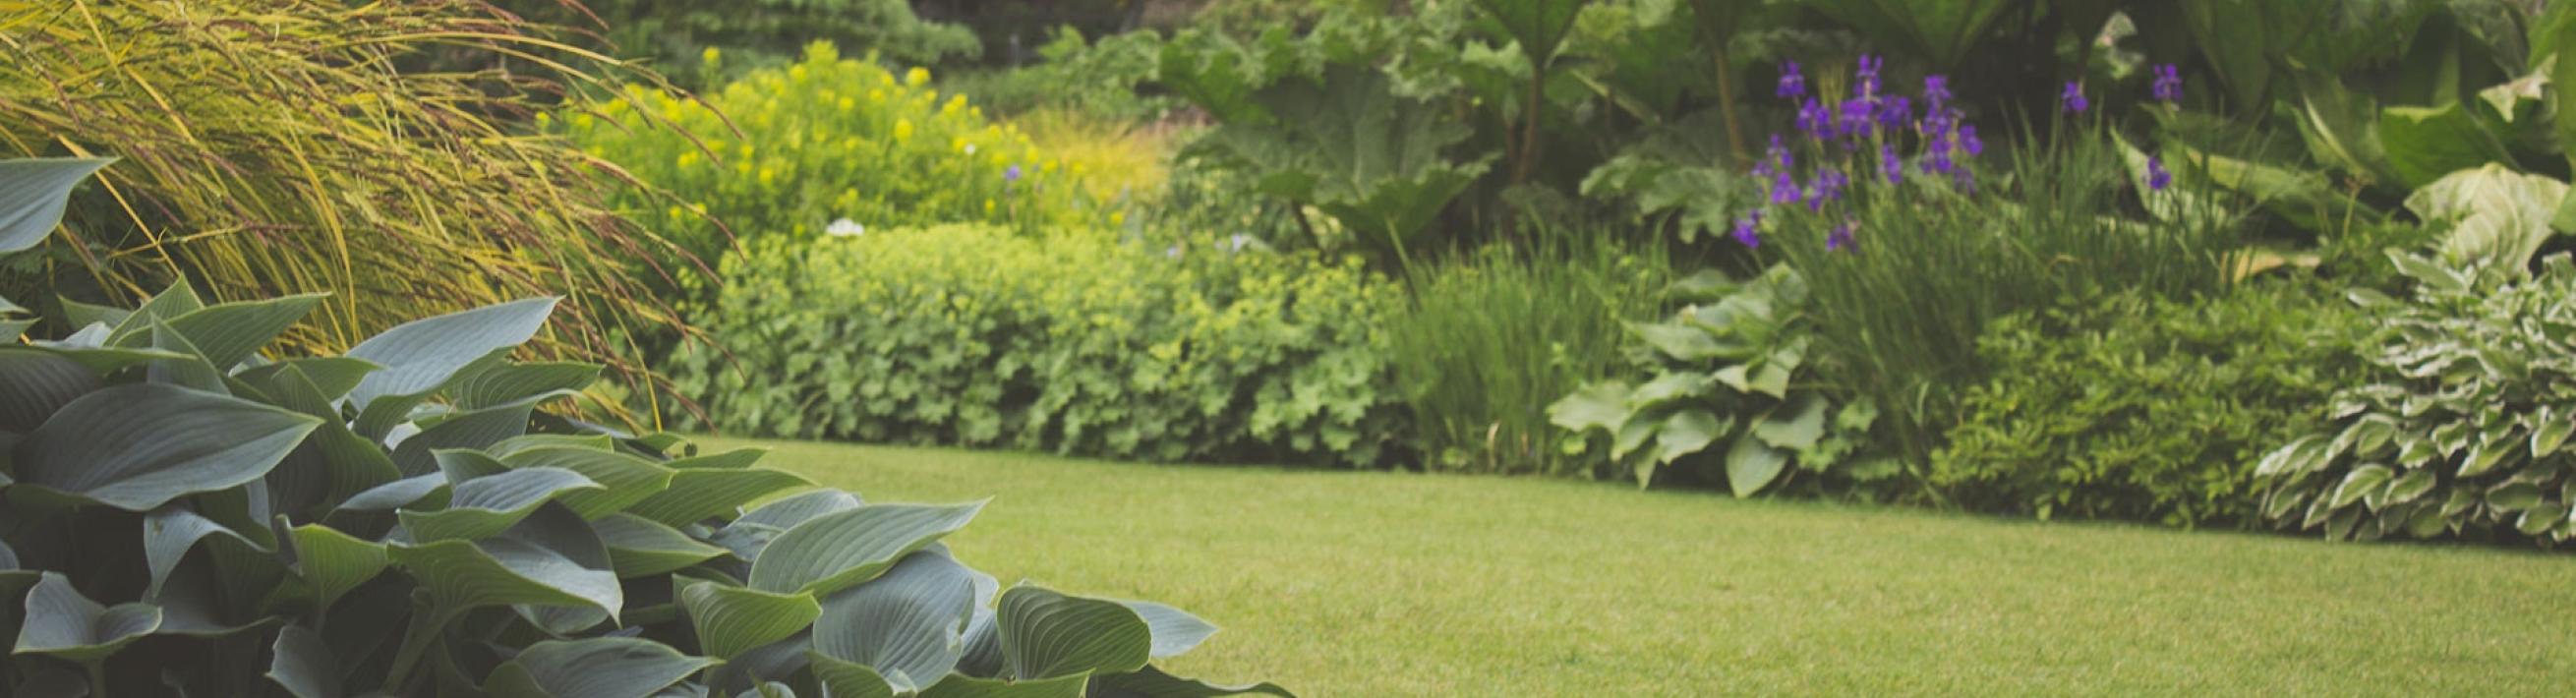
xmin=2152 ymin=64 xmax=2184 ymax=104
xmin=1923 ymin=129 xmax=1955 ymax=176
xmin=1958 ymin=124 xmax=1984 ymax=157
xmin=1770 ymin=170 xmax=1800 ymax=205
xmin=1880 ymin=143 xmax=1903 ymax=184
xmin=1876 ymin=95 xmax=1912 ymax=132
xmin=1923 ymin=75 xmax=1954 ymax=110
xmin=1796 ymin=98 xmax=1833 ymax=138
xmin=1778 ymin=60 xmax=1807 ymax=100
xmin=1807 ymin=168 xmax=1848 ymax=211
xmin=1731 ymin=211 xmax=1762 ymax=249
xmin=1827 ymin=221 xmax=1855 ymax=252
xmin=2146 ymin=155 xmax=2173 ymax=191
xmin=1855 ymin=54 xmax=1884 ymax=98
xmin=2061 ymin=81 xmax=2089 ymax=114
xmin=1840 ymin=98 xmax=1877 ymax=139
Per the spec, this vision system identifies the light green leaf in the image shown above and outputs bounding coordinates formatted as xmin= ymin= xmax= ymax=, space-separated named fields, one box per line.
xmin=2382 ymin=469 xmax=2439 ymax=506
xmin=276 ymin=523 xmax=390 ymax=612
xmin=159 ymin=294 xmax=327 ymax=370
xmin=593 ymin=514 xmax=728 ymax=578
xmin=15 ymin=383 xmax=321 ymax=511
xmin=1544 ymin=381 xmax=1630 ymax=435
xmin=2487 ymin=482 xmax=2544 ymax=512
xmin=2530 ymin=407 xmax=2571 ymax=457
xmin=2379 ymin=103 xmax=2515 ymax=191
xmin=681 ymin=581 xmax=820 ymax=660
xmin=747 ymin=502 xmax=983 ymax=596
xmin=2404 ymin=164 xmax=2569 ymax=270
xmin=1751 ymin=393 xmax=1829 ymax=451
xmin=812 ymin=551 xmax=980 ymax=691
xmin=0 ymin=157 xmax=113 ymax=254
xmin=805 ymin=654 xmax=898 ymax=698
xmin=1124 ymin=602 xmax=1216 ymax=660
xmin=2331 ymin=465 xmax=2395 ymax=509
xmin=450 ymin=361 xmax=603 ymax=410
xmin=1649 ymin=409 xmax=1727 ymax=466
xmin=1724 ymin=436 xmax=1790 ymax=498
xmin=998 ymin=585 xmax=1152 ymax=680
xmin=1629 ymin=322 xmax=1724 ymax=362
xmin=15 ymin=572 xmax=160 ymax=663
xmin=484 ymin=637 xmax=716 ymax=698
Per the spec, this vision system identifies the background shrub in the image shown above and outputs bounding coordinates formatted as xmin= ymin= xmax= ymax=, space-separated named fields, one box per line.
xmin=495 ymin=0 xmax=981 ymax=85
xmin=1933 ymin=281 xmax=2369 ymax=526
xmin=668 ymin=224 xmax=1402 ymax=466
xmin=560 ymin=43 xmax=1114 ymax=275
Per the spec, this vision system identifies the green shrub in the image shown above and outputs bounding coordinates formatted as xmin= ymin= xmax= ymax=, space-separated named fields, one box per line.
xmin=2254 ymin=252 xmax=2576 ymax=546
xmin=1932 ymin=281 xmax=2369 ymax=526
xmin=559 ymin=43 xmax=1115 ymax=273
xmin=495 ymin=0 xmax=980 ymax=86
xmin=667 ymin=224 xmax=1402 ymax=467
xmin=1551 ymin=265 xmax=1897 ymax=496
xmin=938 ymin=27 xmax=1174 ymax=123
xmin=0 ymin=162 xmax=1284 ymax=695
xmin=1387 ymin=234 xmax=1669 ymax=478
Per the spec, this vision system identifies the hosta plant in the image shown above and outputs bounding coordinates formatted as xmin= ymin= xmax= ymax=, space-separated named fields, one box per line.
xmin=2254 ymin=251 xmax=2576 ymax=546
xmin=0 ymin=158 xmax=1287 ymax=696
xmin=1548 ymin=265 xmax=1893 ymax=496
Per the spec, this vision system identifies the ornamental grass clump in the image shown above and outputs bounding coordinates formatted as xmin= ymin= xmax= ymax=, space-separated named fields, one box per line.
xmin=1735 ymin=58 xmax=2246 ymax=470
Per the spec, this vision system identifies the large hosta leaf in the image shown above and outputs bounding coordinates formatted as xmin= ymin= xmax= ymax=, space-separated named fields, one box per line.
xmin=806 ymin=654 xmax=899 ymax=698
xmin=159 ymin=294 xmax=327 ymax=370
xmin=1089 ymin=666 xmax=1294 ymax=698
xmin=484 ymin=638 xmax=716 ymax=698
xmin=501 ymin=446 xmax=675 ymax=519
xmin=16 ymin=572 xmax=161 ymax=663
xmin=592 ymin=514 xmax=729 ymax=577
xmin=1124 ymin=602 xmax=1217 ymax=659
xmin=390 ymin=503 xmax=620 ymax=620
xmin=398 ymin=467 xmax=601 ymax=543
xmin=0 ymin=157 xmax=113 ymax=254
xmin=747 ymin=502 xmax=983 ymax=596
xmin=143 ymin=506 xmax=271 ymax=598
xmin=997 ymin=586 xmax=1152 ymax=680
xmin=274 ymin=523 xmax=390 ymax=612
xmin=2404 ymin=164 xmax=2567 ymax=271
xmin=812 ymin=551 xmax=981 ymax=691
xmin=917 ymin=673 xmax=1089 ymax=698
xmin=1724 ymin=436 xmax=1791 ymax=498
xmin=15 ymin=383 xmax=322 ymax=511
xmin=0 ymin=349 xmax=96 ymax=434
xmin=389 ymin=399 xmax=540 ymax=476
xmin=1545 ymin=381 xmax=1631 ymax=435
xmin=267 ymin=624 xmax=339 ymax=698
xmin=346 ymin=297 xmax=557 ymax=407
xmin=623 ymin=469 xmax=815 ymax=528
xmin=681 ymin=581 xmax=820 ymax=660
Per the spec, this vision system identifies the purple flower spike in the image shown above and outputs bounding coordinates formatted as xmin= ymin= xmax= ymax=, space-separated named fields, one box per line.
xmin=1958 ymin=124 xmax=1984 ymax=157
xmin=1923 ymin=75 xmax=1954 ymax=110
xmin=1778 ymin=60 xmax=1807 ymax=100
xmin=2146 ymin=155 xmax=2173 ymax=191
xmin=1731 ymin=211 xmax=1762 ymax=249
xmin=1877 ymin=96 xmax=1912 ymax=132
xmin=1807 ymin=169 xmax=1848 ymax=211
xmin=2152 ymin=64 xmax=2184 ymax=104
xmin=1796 ymin=98 xmax=1833 ymax=138
xmin=1840 ymin=98 xmax=1877 ymax=139
xmin=1880 ymin=143 xmax=1903 ymax=184
xmin=1770 ymin=171 xmax=1801 ymax=205
xmin=1827 ymin=221 xmax=1856 ymax=252
xmin=2061 ymin=81 xmax=2089 ymax=114
xmin=1856 ymin=54 xmax=1884 ymax=97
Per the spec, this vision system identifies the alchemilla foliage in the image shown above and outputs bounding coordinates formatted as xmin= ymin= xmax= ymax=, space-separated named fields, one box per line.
xmin=0 ymin=159 xmax=1285 ymax=696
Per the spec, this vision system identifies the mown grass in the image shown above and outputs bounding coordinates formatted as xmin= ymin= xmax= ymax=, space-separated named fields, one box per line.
xmin=714 ymin=436 xmax=2576 ymax=696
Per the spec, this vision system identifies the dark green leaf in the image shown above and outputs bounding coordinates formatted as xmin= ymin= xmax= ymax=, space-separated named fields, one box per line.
xmin=0 ymin=158 xmax=113 ymax=254
xmin=15 ymin=383 xmax=321 ymax=511
xmin=15 ymin=572 xmax=160 ymax=663
xmin=484 ymin=638 xmax=716 ymax=698
xmin=997 ymin=586 xmax=1152 ymax=680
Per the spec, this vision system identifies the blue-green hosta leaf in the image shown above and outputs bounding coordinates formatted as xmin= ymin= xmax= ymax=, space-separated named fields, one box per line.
xmin=345 ymin=297 xmax=558 ymax=410
xmin=15 ymin=383 xmax=322 ymax=511
xmin=275 ymin=523 xmax=389 ymax=612
xmin=15 ymin=572 xmax=160 ymax=663
xmin=501 ymin=446 xmax=675 ymax=519
xmin=812 ymin=551 xmax=980 ymax=691
xmin=1088 ymin=666 xmax=1294 ymax=698
xmin=1751 ymin=393 xmax=1829 ymax=451
xmin=143 ymin=505 xmax=271 ymax=598
xmin=489 ymin=434 xmax=617 ymax=456
xmin=398 ymin=467 xmax=601 ymax=543
xmin=389 ymin=503 xmax=621 ymax=620
xmin=158 ymin=294 xmax=327 ymax=371
xmin=593 ymin=514 xmax=728 ymax=578
xmin=1123 ymin=602 xmax=1216 ymax=659
xmin=0 ymin=158 xmax=112 ymax=254
xmin=747 ymin=502 xmax=983 ymax=596
xmin=103 ymin=281 xmax=204 ymax=348
xmin=233 ymin=358 xmax=382 ymax=404
xmin=622 ymin=469 xmax=813 ymax=528
xmin=450 ymin=361 xmax=603 ymax=410
xmin=917 ymin=672 xmax=1088 ymax=698
xmin=737 ymin=490 xmax=864 ymax=530
xmin=337 ymin=473 xmax=449 ymax=512
xmin=484 ymin=638 xmax=717 ymax=698
xmin=435 ymin=449 xmax=512 ymax=482
xmin=1544 ymin=381 xmax=1630 ymax=435
xmin=261 ymin=366 xmax=401 ymax=517
xmin=146 ymin=317 xmax=227 ymax=392
xmin=665 ymin=447 xmax=769 ymax=470
xmin=805 ymin=654 xmax=899 ymax=698
xmin=267 ymin=624 xmax=339 ymax=698
xmin=997 ymin=586 xmax=1152 ymax=680
xmin=0 ymin=348 xmax=97 ymax=433
xmin=1723 ymin=436 xmax=1791 ymax=498
xmin=389 ymin=399 xmax=539 ymax=477
xmin=680 ymin=581 xmax=821 ymax=660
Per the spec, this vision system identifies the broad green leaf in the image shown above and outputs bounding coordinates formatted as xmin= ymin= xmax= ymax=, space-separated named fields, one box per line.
xmin=1088 ymin=666 xmax=1295 ymax=698
xmin=748 ymin=502 xmax=984 ymax=596
xmin=917 ymin=674 xmax=1088 ymax=698
xmin=665 ymin=447 xmax=768 ymax=470
xmin=998 ymin=586 xmax=1152 ymax=680
xmin=2380 ymin=104 xmax=2515 ymax=190
xmin=2404 ymin=164 xmax=2568 ymax=270
xmin=592 ymin=514 xmax=728 ymax=578
xmin=389 ymin=399 xmax=539 ymax=476
xmin=267 ymin=624 xmax=339 ymax=698
xmin=736 ymin=490 xmax=862 ymax=529
xmin=145 ymin=317 xmax=227 ymax=392
xmin=2531 ymin=407 xmax=2572 ymax=456
xmin=813 ymin=551 xmax=980 ymax=690
xmin=2517 ymin=502 xmax=2567 ymax=536
xmin=1469 ymin=0 xmax=1585 ymax=62
xmin=1124 ymin=602 xmax=1217 ymax=659
xmin=160 ymin=294 xmax=327 ymax=370
xmin=2331 ymin=465 xmax=2395 ymax=509
xmin=105 ymin=281 xmax=204 ymax=347
xmin=1625 ymin=373 xmax=1712 ymax=411
xmin=143 ymin=506 xmax=269 ymax=598
xmin=1751 ymin=393 xmax=1829 ymax=451
xmin=390 ymin=504 xmax=621 ymax=620
xmin=1544 ymin=381 xmax=1630 ymax=435
xmin=2487 ymin=482 xmax=2543 ymax=511
xmin=15 ymin=572 xmax=160 ymax=663
xmin=276 ymin=523 xmax=389 ymax=611
xmin=337 ymin=474 xmax=448 ymax=512
xmin=2382 ymin=469 xmax=2439 ymax=506
xmin=0 ymin=158 xmax=113 ymax=254
xmin=1629 ymin=322 xmax=1724 ymax=362
xmin=15 ymin=383 xmax=321 ymax=511
xmin=1650 ymin=409 xmax=1727 ymax=466
xmin=623 ymin=469 xmax=813 ymax=527
xmin=261 ymin=367 xmax=401 ymax=516
xmin=502 ymin=446 xmax=675 ymax=519
xmin=0 ymin=348 xmax=97 ymax=434
xmin=681 ymin=581 xmax=820 ymax=660
xmin=1724 ymin=436 xmax=1791 ymax=498
xmin=450 ymin=361 xmax=603 ymax=410
xmin=346 ymin=297 xmax=556 ymax=423
xmin=398 ymin=467 xmax=601 ymax=543
xmin=233 ymin=358 xmax=381 ymax=403
xmin=1807 ymin=0 xmax=2018 ymax=68
xmin=805 ymin=654 xmax=898 ymax=698
xmin=484 ymin=638 xmax=716 ymax=698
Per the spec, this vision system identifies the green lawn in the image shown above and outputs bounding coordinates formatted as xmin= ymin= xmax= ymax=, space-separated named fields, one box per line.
xmin=713 ymin=436 xmax=2576 ymax=696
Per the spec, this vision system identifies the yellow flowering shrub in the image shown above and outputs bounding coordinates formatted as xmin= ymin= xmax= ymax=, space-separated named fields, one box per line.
xmin=665 ymin=224 xmax=1403 ymax=466
xmin=559 ymin=42 xmax=1114 ymax=267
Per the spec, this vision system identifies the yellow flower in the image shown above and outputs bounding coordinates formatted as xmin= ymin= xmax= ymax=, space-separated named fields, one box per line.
xmin=983 ymin=199 xmax=996 ymax=214
xmin=701 ymin=46 xmax=721 ymax=64
xmin=533 ymin=111 xmax=552 ymax=127
xmin=1110 ymin=211 xmax=1126 ymax=226
xmin=867 ymin=88 xmax=886 ymax=103
xmin=894 ymin=119 xmax=915 ymax=142
xmin=667 ymin=205 xmax=685 ymax=219
xmin=790 ymin=65 xmax=808 ymax=81
xmin=839 ymin=96 xmax=855 ymax=111
xmin=675 ymin=152 xmax=696 ymax=169
xmin=758 ymin=167 xmax=776 ymax=185
xmin=906 ymin=67 xmax=930 ymax=87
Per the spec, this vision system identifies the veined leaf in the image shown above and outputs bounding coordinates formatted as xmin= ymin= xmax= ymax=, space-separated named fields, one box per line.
xmin=0 ymin=158 xmax=113 ymax=254
xmin=390 ymin=504 xmax=621 ymax=621
xmin=346 ymin=298 xmax=559 ymax=410
xmin=998 ymin=585 xmax=1152 ymax=681
xmin=812 ymin=551 xmax=981 ymax=691
xmin=398 ymin=467 xmax=601 ymax=543
xmin=593 ymin=514 xmax=729 ymax=578
xmin=916 ymin=673 xmax=1089 ymax=698
xmin=15 ymin=572 xmax=161 ymax=663
xmin=681 ymin=581 xmax=820 ymax=660
xmin=1124 ymin=601 xmax=1217 ymax=659
xmin=275 ymin=523 xmax=390 ymax=612
xmin=160 ymin=294 xmax=328 ymax=370
xmin=747 ymin=502 xmax=984 ymax=596
xmin=623 ymin=468 xmax=813 ymax=528
xmin=1088 ymin=665 xmax=1295 ymax=698
xmin=484 ymin=638 xmax=716 ymax=698
xmin=1724 ymin=436 xmax=1791 ymax=498
xmin=1751 ymin=393 xmax=1829 ymax=451
xmin=15 ymin=383 xmax=321 ymax=511
xmin=0 ymin=349 xmax=96 ymax=434
xmin=501 ymin=447 xmax=675 ymax=519
xmin=806 ymin=654 xmax=899 ymax=698
xmin=267 ymin=624 xmax=340 ymax=698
